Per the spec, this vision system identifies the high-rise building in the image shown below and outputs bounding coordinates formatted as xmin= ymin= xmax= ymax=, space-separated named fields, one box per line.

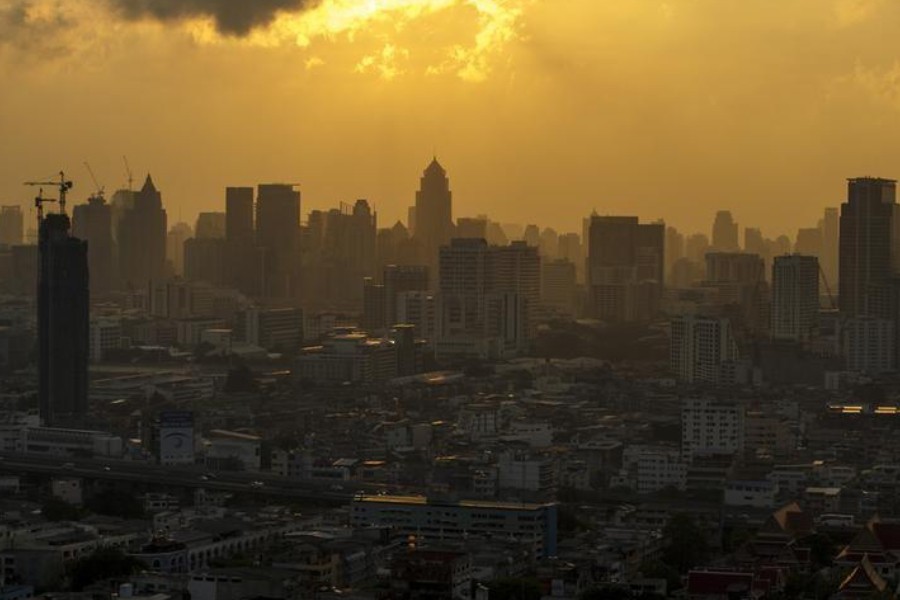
xmin=384 ymin=264 xmax=429 ymax=327
xmin=839 ymin=316 xmax=895 ymax=374
xmin=681 ymin=398 xmax=744 ymax=462
xmin=436 ymin=239 xmax=540 ymax=360
xmin=820 ymin=207 xmax=839 ymax=293
xmin=72 ymin=195 xmax=114 ymax=296
xmin=670 ymin=314 xmax=738 ymax=385
xmin=195 ymin=212 xmax=226 ymax=239
xmin=665 ymin=226 xmax=685 ymax=281
xmin=225 ymin=187 xmax=262 ymax=297
xmin=256 ymin=184 xmax=301 ymax=302
xmin=585 ymin=216 xmax=664 ymax=322
xmin=704 ymin=252 xmax=768 ymax=333
xmin=541 ymin=258 xmax=577 ymax=315
xmin=838 ymin=177 xmax=899 ymax=318
xmin=685 ymin=233 xmax=710 ymax=263
xmin=794 ymin=228 xmax=822 ymax=258
xmin=118 ymin=175 xmax=168 ymax=288
xmin=184 ymin=237 xmax=225 ymax=285
xmin=412 ymin=158 xmax=453 ymax=277
xmin=166 ymin=222 xmax=192 ymax=277
xmin=0 ymin=206 xmax=24 ymax=246
xmin=456 ymin=217 xmax=488 ymax=240
xmin=38 ymin=212 xmax=89 ymax=427
xmin=771 ymin=255 xmax=819 ymax=342
xmin=712 ymin=211 xmax=739 ymax=251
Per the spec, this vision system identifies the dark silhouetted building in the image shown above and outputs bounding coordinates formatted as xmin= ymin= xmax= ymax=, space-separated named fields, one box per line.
xmin=184 ymin=237 xmax=225 ymax=285
xmin=225 ymin=186 xmax=262 ymax=297
xmin=256 ymin=183 xmax=301 ymax=302
xmin=838 ymin=177 xmax=898 ymax=318
xmin=412 ymin=158 xmax=453 ymax=278
xmin=384 ymin=264 xmax=429 ymax=327
xmin=72 ymin=195 xmax=114 ymax=296
xmin=118 ymin=175 xmax=167 ymax=288
xmin=771 ymin=255 xmax=819 ymax=342
xmin=712 ymin=210 xmax=739 ymax=251
xmin=585 ymin=216 xmax=664 ymax=322
xmin=0 ymin=205 xmax=24 ymax=246
xmin=195 ymin=212 xmax=226 ymax=239
xmin=38 ymin=212 xmax=89 ymax=426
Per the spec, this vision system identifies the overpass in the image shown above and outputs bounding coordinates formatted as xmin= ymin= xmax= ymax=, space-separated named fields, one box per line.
xmin=0 ymin=451 xmax=379 ymax=504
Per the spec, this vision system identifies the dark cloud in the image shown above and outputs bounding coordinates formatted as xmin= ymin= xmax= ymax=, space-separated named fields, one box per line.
xmin=108 ymin=0 xmax=318 ymax=36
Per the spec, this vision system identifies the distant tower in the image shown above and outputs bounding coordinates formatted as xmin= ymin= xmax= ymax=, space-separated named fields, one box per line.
xmin=38 ymin=212 xmax=89 ymax=427
xmin=0 ymin=206 xmax=24 ymax=246
xmin=712 ymin=210 xmax=739 ymax=252
xmin=838 ymin=177 xmax=898 ymax=317
xmin=771 ymin=255 xmax=819 ymax=342
xmin=413 ymin=158 xmax=453 ymax=277
xmin=72 ymin=195 xmax=113 ymax=296
xmin=256 ymin=183 xmax=301 ymax=301
xmin=118 ymin=174 xmax=167 ymax=287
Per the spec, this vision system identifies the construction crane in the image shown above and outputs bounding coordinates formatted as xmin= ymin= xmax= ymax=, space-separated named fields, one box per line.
xmin=32 ymin=189 xmax=58 ymax=224
xmin=122 ymin=155 xmax=133 ymax=191
xmin=83 ymin=161 xmax=105 ymax=200
xmin=24 ymin=171 xmax=73 ymax=214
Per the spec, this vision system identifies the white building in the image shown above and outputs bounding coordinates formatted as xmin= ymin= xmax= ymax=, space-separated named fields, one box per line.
xmin=205 ymin=430 xmax=261 ymax=471
xmin=839 ymin=316 xmax=895 ymax=374
xmin=294 ymin=334 xmax=398 ymax=384
xmin=497 ymin=451 xmax=556 ymax=493
xmin=670 ymin=315 xmax=738 ymax=384
xmin=771 ymin=254 xmax=820 ymax=342
xmin=724 ymin=480 xmax=777 ymax=508
xmin=681 ymin=398 xmax=744 ymax=462
xmin=614 ymin=445 xmax=685 ymax=494
xmin=89 ymin=319 xmax=122 ymax=362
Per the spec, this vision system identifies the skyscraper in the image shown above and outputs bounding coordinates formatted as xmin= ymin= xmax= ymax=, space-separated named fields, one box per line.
xmin=384 ymin=264 xmax=429 ymax=327
xmin=838 ymin=177 xmax=899 ymax=318
xmin=712 ymin=210 xmax=739 ymax=251
xmin=72 ymin=195 xmax=114 ymax=296
xmin=256 ymin=183 xmax=301 ymax=301
xmin=413 ymin=158 xmax=453 ymax=277
xmin=38 ymin=211 xmax=89 ymax=427
xmin=118 ymin=175 xmax=167 ymax=288
xmin=771 ymin=255 xmax=819 ymax=342
xmin=670 ymin=314 xmax=738 ymax=384
xmin=819 ymin=207 xmax=839 ymax=293
xmin=0 ymin=206 xmax=24 ymax=246
xmin=195 ymin=212 xmax=226 ymax=239
xmin=585 ymin=216 xmax=664 ymax=321
xmin=225 ymin=186 xmax=261 ymax=297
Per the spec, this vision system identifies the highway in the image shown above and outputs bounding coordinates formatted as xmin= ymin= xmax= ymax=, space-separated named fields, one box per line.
xmin=0 ymin=451 xmax=378 ymax=503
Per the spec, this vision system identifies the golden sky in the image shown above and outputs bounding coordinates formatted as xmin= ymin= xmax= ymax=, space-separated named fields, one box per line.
xmin=2 ymin=0 xmax=900 ymax=237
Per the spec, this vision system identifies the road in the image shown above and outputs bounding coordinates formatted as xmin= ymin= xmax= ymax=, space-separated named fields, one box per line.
xmin=0 ymin=451 xmax=379 ymax=503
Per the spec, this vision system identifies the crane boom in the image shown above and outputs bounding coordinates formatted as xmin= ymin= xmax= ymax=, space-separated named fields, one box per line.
xmin=83 ymin=162 xmax=105 ymax=199
xmin=24 ymin=171 xmax=73 ymax=214
xmin=122 ymin=155 xmax=134 ymax=191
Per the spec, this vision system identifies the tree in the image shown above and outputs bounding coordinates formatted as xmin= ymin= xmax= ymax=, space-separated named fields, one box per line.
xmin=85 ymin=489 xmax=144 ymax=519
xmin=224 ymin=365 xmax=257 ymax=393
xmin=69 ymin=547 xmax=143 ymax=591
xmin=486 ymin=578 xmax=542 ymax=600
xmin=639 ymin=559 xmax=681 ymax=592
xmin=661 ymin=514 xmax=710 ymax=573
xmin=41 ymin=496 xmax=82 ymax=522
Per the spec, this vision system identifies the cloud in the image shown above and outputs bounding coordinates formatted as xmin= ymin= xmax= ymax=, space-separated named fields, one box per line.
xmin=107 ymin=0 xmax=317 ymax=36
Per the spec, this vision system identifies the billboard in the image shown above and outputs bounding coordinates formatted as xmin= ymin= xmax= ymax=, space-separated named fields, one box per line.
xmin=159 ymin=410 xmax=194 ymax=465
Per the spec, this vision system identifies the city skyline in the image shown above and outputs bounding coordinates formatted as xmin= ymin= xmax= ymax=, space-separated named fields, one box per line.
xmin=5 ymin=1 xmax=900 ymax=232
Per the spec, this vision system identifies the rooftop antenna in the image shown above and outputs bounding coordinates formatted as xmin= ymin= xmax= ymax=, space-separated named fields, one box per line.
xmin=122 ymin=155 xmax=134 ymax=191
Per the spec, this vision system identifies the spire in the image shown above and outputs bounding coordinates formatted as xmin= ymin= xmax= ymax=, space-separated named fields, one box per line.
xmin=142 ymin=173 xmax=157 ymax=193
xmin=424 ymin=157 xmax=445 ymax=177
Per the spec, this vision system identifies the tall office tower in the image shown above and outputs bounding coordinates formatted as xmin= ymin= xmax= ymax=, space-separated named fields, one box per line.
xmin=839 ymin=177 xmax=899 ymax=318
xmin=794 ymin=228 xmax=822 ymax=258
xmin=0 ymin=206 xmax=24 ymax=246
xmin=712 ymin=211 xmax=739 ymax=251
xmin=670 ymin=314 xmax=738 ymax=385
xmin=744 ymin=227 xmax=766 ymax=258
xmin=72 ymin=195 xmax=114 ymax=296
xmin=539 ymin=227 xmax=559 ymax=258
xmin=384 ymin=264 xmax=429 ymax=327
xmin=523 ymin=224 xmax=540 ymax=247
xmin=225 ymin=187 xmax=262 ymax=296
xmin=38 ymin=211 xmax=89 ymax=427
xmin=685 ymin=233 xmax=710 ymax=263
xmin=665 ymin=226 xmax=685 ymax=281
xmin=302 ymin=199 xmax=376 ymax=310
xmin=195 ymin=212 xmax=226 ymax=239
xmin=118 ymin=175 xmax=168 ymax=288
xmin=256 ymin=183 xmax=301 ymax=302
xmin=456 ymin=217 xmax=488 ymax=239
xmin=771 ymin=255 xmax=820 ymax=342
xmin=166 ymin=222 xmax=192 ymax=277
xmin=819 ymin=207 xmax=839 ymax=292
xmin=704 ymin=252 xmax=768 ymax=334
xmin=109 ymin=188 xmax=135 ymax=243
xmin=558 ymin=232 xmax=583 ymax=282
xmin=362 ymin=278 xmax=387 ymax=332
xmin=585 ymin=216 xmax=664 ymax=322
xmin=541 ymin=258 xmax=577 ymax=315
xmin=436 ymin=239 xmax=540 ymax=360
xmin=413 ymin=158 xmax=453 ymax=277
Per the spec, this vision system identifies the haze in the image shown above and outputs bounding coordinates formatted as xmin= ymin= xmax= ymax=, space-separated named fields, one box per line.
xmin=2 ymin=0 xmax=899 ymax=234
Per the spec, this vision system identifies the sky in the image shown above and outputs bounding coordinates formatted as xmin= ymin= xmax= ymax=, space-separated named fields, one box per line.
xmin=3 ymin=0 xmax=900 ymax=238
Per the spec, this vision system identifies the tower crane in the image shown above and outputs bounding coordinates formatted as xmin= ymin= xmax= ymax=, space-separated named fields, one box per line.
xmin=83 ymin=162 xmax=105 ymax=200
xmin=24 ymin=171 xmax=73 ymax=214
xmin=32 ymin=189 xmax=58 ymax=224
